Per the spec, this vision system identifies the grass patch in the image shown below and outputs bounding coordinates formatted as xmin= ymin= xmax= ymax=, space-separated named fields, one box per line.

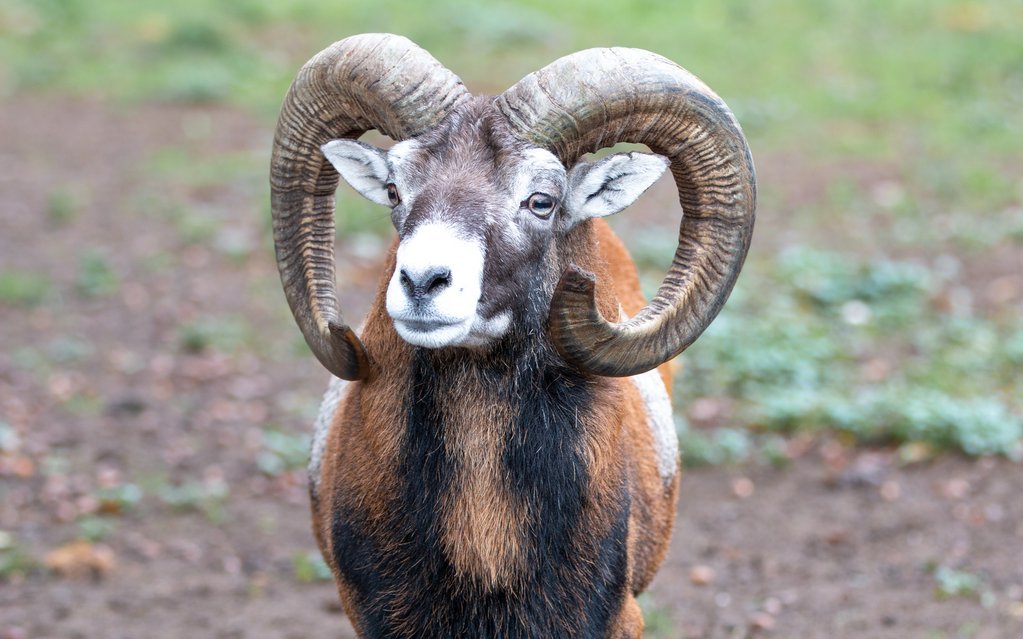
xmin=674 ymin=246 xmax=1023 ymax=459
xmin=157 ymin=477 xmax=229 ymax=523
xmin=75 ymin=250 xmax=119 ymax=298
xmin=77 ymin=515 xmax=118 ymax=542
xmin=257 ymin=428 xmax=310 ymax=477
xmin=637 ymin=593 xmax=676 ymax=638
xmin=178 ymin=316 xmax=254 ymax=354
xmin=3 ymin=0 xmax=1020 ymax=462
xmin=0 ymin=535 xmax=39 ymax=581
xmin=46 ymin=188 xmax=80 ymax=224
xmin=0 ymin=270 xmax=50 ymax=306
xmin=3 ymin=0 xmax=1019 ymax=158
xmin=933 ymin=566 xmax=995 ymax=607
xmin=292 ymin=550 xmax=332 ymax=583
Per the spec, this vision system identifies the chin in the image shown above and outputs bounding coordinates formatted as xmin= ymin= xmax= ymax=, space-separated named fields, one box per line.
xmin=393 ymin=318 xmax=474 ymax=349
xmin=392 ymin=311 xmax=513 ymax=350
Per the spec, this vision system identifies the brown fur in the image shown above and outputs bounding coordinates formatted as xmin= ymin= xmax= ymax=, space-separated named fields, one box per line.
xmin=314 ymin=218 xmax=678 ymax=638
xmin=437 ymin=366 xmax=528 ymax=590
xmin=575 ymin=219 xmax=681 ymax=600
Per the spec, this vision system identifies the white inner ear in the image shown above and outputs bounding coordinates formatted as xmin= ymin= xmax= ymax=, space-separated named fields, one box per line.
xmin=565 ymin=152 xmax=670 ymax=223
xmin=321 ymin=139 xmax=391 ymax=207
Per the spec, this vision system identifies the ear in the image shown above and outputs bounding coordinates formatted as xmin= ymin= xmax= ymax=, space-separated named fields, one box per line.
xmin=321 ymin=139 xmax=391 ymax=206
xmin=563 ymin=152 xmax=669 ymax=225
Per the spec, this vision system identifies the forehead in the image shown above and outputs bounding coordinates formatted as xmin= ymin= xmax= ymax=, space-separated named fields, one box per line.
xmin=519 ymin=147 xmax=565 ymax=180
xmin=388 ymin=99 xmax=565 ymax=183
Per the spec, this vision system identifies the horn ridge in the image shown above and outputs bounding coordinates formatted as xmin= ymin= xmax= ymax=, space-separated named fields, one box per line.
xmin=270 ymin=34 xmax=470 ymax=380
xmin=497 ymin=47 xmax=756 ymax=377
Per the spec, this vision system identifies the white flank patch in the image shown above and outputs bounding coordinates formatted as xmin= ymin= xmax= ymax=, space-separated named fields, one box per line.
xmin=631 ymin=368 xmax=678 ymax=483
xmin=309 ymin=375 xmax=348 ymax=493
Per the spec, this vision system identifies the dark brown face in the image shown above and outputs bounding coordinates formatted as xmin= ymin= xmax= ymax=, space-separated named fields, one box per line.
xmin=321 ymin=99 xmax=669 ymax=351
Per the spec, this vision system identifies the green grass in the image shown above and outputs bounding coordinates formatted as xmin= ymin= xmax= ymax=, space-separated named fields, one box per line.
xmin=157 ymin=477 xmax=230 ymax=523
xmin=257 ymin=428 xmax=310 ymax=477
xmin=0 ymin=270 xmax=50 ymax=306
xmin=2 ymin=0 xmax=1020 ymax=458
xmin=75 ymin=250 xmax=119 ymax=298
xmin=178 ymin=316 xmax=255 ymax=354
xmin=637 ymin=594 xmax=676 ymax=638
xmin=933 ymin=566 xmax=995 ymax=607
xmin=2 ymin=0 xmax=1017 ymax=253
xmin=0 ymin=537 xmax=38 ymax=580
xmin=3 ymin=0 xmax=1019 ymax=151
xmin=77 ymin=515 xmax=118 ymax=542
xmin=672 ymin=245 xmax=1023 ymax=459
xmin=292 ymin=550 xmax=333 ymax=583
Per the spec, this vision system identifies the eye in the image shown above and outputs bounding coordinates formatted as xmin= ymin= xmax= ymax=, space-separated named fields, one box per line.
xmin=524 ymin=192 xmax=557 ymax=219
xmin=386 ymin=183 xmax=401 ymax=206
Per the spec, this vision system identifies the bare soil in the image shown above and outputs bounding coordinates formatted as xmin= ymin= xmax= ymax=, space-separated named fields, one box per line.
xmin=2 ymin=97 xmax=1021 ymax=638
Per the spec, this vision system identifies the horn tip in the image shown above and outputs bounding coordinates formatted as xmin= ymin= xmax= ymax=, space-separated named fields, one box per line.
xmin=557 ymin=264 xmax=596 ymax=296
xmin=325 ymin=322 xmax=371 ymax=381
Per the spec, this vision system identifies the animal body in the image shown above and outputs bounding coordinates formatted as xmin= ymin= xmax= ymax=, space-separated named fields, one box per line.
xmin=270 ymin=34 xmax=755 ymax=639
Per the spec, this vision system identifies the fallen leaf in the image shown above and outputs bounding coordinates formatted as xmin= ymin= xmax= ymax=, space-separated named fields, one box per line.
xmin=898 ymin=441 xmax=937 ymax=465
xmin=689 ymin=564 xmax=716 ymax=586
xmin=751 ymin=611 xmax=776 ymax=631
xmin=45 ymin=540 xmax=115 ymax=579
xmin=732 ymin=476 xmax=755 ymax=499
xmin=11 ymin=456 xmax=35 ymax=478
xmin=938 ymin=478 xmax=971 ymax=500
xmin=880 ymin=480 xmax=901 ymax=502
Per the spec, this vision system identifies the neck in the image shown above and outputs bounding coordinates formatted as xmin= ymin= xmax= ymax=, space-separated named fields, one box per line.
xmin=331 ymin=314 xmax=631 ymax=636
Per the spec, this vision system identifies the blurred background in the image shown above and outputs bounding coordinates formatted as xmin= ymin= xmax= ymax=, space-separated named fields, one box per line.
xmin=1 ymin=1 xmax=1021 ymax=637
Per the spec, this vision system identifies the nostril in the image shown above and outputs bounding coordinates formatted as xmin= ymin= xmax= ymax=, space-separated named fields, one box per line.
xmin=400 ymin=269 xmax=415 ymax=296
xmin=425 ymin=269 xmax=452 ymax=295
xmin=401 ymin=267 xmax=452 ymax=301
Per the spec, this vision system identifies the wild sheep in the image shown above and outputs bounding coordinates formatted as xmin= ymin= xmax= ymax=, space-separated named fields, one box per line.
xmin=270 ymin=33 xmax=755 ymax=639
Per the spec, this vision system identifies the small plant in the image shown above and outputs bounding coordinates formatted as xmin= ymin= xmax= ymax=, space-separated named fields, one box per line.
xmin=0 ymin=422 xmax=20 ymax=453
xmin=637 ymin=594 xmax=676 ymax=639
xmin=77 ymin=515 xmax=118 ymax=542
xmin=75 ymin=250 xmax=119 ymax=298
xmin=672 ymin=244 xmax=1023 ymax=460
xmin=178 ymin=316 xmax=253 ymax=353
xmin=679 ymin=424 xmax=753 ymax=467
xmin=292 ymin=550 xmax=333 ymax=583
xmin=46 ymin=188 xmax=78 ymax=224
xmin=257 ymin=429 xmax=310 ymax=477
xmin=47 ymin=335 xmax=95 ymax=364
xmin=174 ymin=209 xmax=221 ymax=244
xmin=758 ymin=434 xmax=792 ymax=469
xmin=0 ymin=270 xmax=50 ymax=306
xmin=95 ymin=483 xmax=143 ymax=515
xmin=0 ymin=531 xmax=38 ymax=581
xmin=933 ymin=566 xmax=995 ymax=607
xmin=158 ymin=478 xmax=230 ymax=523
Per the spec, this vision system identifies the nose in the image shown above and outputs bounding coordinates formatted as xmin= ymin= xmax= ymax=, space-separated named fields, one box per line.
xmin=399 ymin=267 xmax=452 ymax=303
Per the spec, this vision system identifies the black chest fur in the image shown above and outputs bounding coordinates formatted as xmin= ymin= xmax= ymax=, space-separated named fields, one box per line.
xmin=331 ymin=349 xmax=630 ymax=638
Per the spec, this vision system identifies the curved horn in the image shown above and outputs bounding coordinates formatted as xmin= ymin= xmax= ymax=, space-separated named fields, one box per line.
xmin=271 ymin=34 xmax=469 ymax=379
xmin=497 ymin=48 xmax=756 ymax=377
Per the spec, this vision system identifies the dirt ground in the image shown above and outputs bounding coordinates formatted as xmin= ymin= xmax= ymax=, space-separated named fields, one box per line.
xmin=2 ymin=97 xmax=1022 ymax=638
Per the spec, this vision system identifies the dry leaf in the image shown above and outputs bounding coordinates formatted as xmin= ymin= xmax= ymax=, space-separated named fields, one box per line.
xmin=689 ymin=564 xmax=716 ymax=586
xmin=45 ymin=540 xmax=115 ymax=579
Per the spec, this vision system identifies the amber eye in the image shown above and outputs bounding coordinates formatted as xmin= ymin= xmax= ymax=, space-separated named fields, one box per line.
xmin=525 ymin=192 xmax=557 ymax=218
xmin=386 ymin=183 xmax=401 ymax=206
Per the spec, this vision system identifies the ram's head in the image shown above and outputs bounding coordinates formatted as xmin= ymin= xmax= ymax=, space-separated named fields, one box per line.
xmin=319 ymin=101 xmax=669 ymax=351
xmin=270 ymin=34 xmax=755 ymax=380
